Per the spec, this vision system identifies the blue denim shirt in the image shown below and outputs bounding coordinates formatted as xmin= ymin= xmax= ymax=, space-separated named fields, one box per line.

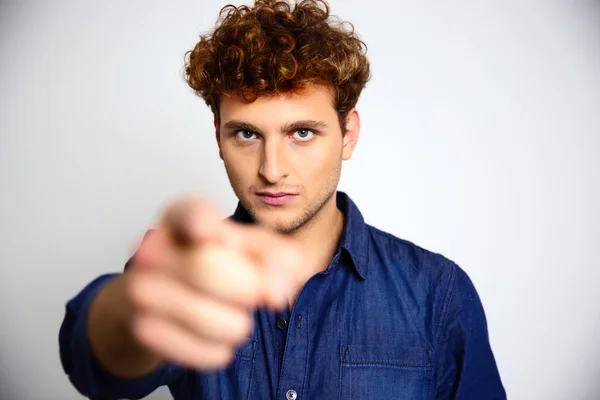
xmin=59 ymin=192 xmax=505 ymax=399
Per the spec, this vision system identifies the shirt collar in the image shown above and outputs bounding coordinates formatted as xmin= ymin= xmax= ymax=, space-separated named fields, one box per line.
xmin=230 ymin=191 xmax=370 ymax=279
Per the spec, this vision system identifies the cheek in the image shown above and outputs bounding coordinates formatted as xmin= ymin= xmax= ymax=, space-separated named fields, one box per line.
xmin=223 ymin=151 xmax=255 ymax=183
xmin=296 ymin=140 xmax=340 ymax=174
xmin=223 ymin=144 xmax=257 ymax=167
xmin=307 ymin=139 xmax=342 ymax=162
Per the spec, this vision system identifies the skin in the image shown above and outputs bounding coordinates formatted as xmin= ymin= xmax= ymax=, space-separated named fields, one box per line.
xmin=86 ymin=84 xmax=361 ymax=379
xmin=217 ymin=85 xmax=359 ymax=234
xmin=216 ymin=84 xmax=361 ymax=298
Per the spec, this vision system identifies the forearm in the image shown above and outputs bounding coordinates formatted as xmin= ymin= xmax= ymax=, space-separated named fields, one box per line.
xmin=87 ymin=273 xmax=163 ymax=378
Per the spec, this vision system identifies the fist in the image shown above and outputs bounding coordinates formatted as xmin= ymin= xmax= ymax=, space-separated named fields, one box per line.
xmin=125 ymin=197 xmax=303 ymax=371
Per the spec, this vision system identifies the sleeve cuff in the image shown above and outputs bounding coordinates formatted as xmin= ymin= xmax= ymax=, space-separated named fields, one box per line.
xmin=64 ymin=274 xmax=184 ymax=399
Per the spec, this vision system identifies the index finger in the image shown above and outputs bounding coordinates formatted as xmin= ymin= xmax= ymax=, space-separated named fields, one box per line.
xmin=218 ymin=222 xmax=306 ymax=303
xmin=167 ymin=199 xmax=305 ymax=280
xmin=226 ymin=222 xmax=304 ymax=273
xmin=158 ymin=197 xmax=224 ymax=247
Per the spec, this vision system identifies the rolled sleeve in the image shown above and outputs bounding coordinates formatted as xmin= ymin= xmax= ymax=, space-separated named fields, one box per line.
xmin=59 ymin=273 xmax=184 ymax=400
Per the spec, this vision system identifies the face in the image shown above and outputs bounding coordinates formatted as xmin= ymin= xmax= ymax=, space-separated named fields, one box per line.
xmin=216 ymin=85 xmax=360 ymax=234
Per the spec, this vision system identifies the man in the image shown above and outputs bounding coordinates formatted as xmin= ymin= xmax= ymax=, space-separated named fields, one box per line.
xmin=59 ymin=0 xmax=506 ymax=399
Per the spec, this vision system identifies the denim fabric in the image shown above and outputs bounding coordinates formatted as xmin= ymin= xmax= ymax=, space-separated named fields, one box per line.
xmin=59 ymin=192 xmax=505 ymax=399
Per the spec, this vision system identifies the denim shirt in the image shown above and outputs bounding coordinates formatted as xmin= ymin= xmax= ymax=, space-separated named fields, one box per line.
xmin=59 ymin=192 xmax=506 ymax=399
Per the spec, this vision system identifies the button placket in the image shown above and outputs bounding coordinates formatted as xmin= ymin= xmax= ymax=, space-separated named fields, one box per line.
xmin=276 ymin=310 xmax=308 ymax=400
xmin=277 ymin=317 xmax=288 ymax=330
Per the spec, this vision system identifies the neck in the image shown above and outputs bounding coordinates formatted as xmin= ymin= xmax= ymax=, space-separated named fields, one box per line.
xmin=287 ymin=193 xmax=345 ymax=278
xmin=280 ymin=193 xmax=345 ymax=310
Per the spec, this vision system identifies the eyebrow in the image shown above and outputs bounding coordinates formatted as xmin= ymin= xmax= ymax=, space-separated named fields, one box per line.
xmin=222 ymin=119 xmax=328 ymax=134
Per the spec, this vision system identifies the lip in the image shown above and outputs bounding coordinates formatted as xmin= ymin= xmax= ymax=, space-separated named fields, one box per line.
xmin=256 ymin=192 xmax=297 ymax=206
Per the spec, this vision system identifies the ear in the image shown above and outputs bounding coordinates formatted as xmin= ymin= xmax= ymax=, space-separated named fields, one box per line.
xmin=214 ymin=115 xmax=223 ymax=161
xmin=342 ymin=108 xmax=360 ymax=161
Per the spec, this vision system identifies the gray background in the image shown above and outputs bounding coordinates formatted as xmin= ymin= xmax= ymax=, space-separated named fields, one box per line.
xmin=1 ymin=0 xmax=599 ymax=399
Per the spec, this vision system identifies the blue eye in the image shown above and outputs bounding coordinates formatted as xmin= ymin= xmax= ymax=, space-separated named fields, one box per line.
xmin=294 ymin=129 xmax=314 ymax=140
xmin=236 ymin=130 xmax=257 ymax=140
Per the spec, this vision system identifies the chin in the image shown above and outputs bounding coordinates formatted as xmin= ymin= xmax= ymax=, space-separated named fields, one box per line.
xmin=245 ymin=207 xmax=298 ymax=232
xmin=255 ymin=214 xmax=296 ymax=233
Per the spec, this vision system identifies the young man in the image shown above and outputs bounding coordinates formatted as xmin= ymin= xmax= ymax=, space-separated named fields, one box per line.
xmin=59 ymin=1 xmax=506 ymax=399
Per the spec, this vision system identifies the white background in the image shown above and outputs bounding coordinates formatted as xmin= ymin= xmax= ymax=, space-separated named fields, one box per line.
xmin=1 ymin=1 xmax=599 ymax=399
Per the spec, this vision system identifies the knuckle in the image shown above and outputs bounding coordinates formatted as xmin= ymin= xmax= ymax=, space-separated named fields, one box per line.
xmin=214 ymin=348 xmax=235 ymax=367
xmin=130 ymin=314 xmax=155 ymax=347
xmin=190 ymin=246 xmax=216 ymax=282
xmin=125 ymin=275 xmax=148 ymax=309
xmin=126 ymin=274 xmax=162 ymax=311
xmin=231 ymin=314 xmax=254 ymax=341
xmin=244 ymin=281 xmax=263 ymax=305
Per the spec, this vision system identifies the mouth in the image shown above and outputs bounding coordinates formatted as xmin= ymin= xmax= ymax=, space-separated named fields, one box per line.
xmin=256 ymin=192 xmax=298 ymax=206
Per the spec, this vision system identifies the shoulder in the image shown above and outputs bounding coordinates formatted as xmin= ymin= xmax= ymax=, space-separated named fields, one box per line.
xmin=366 ymin=224 xmax=487 ymax=338
xmin=365 ymin=224 xmax=464 ymax=286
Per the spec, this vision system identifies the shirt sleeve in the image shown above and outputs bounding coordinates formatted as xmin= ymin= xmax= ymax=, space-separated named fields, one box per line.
xmin=58 ymin=272 xmax=185 ymax=400
xmin=433 ymin=264 xmax=507 ymax=399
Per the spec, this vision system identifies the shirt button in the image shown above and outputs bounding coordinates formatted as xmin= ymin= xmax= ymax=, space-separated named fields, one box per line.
xmin=277 ymin=317 xmax=288 ymax=330
xmin=286 ymin=389 xmax=297 ymax=400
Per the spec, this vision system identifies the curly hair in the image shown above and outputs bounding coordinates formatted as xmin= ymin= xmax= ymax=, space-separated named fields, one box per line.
xmin=184 ymin=0 xmax=370 ymax=134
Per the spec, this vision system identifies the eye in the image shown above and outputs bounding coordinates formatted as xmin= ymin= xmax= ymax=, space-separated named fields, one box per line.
xmin=292 ymin=128 xmax=314 ymax=141
xmin=235 ymin=129 xmax=257 ymax=140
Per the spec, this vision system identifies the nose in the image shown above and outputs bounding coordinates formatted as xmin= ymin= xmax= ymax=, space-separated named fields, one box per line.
xmin=258 ymin=137 xmax=289 ymax=184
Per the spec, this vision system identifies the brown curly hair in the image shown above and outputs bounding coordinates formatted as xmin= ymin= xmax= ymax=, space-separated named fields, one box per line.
xmin=184 ymin=0 xmax=370 ymax=134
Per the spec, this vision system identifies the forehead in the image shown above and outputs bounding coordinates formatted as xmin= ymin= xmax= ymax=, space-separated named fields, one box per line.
xmin=219 ymin=85 xmax=337 ymax=124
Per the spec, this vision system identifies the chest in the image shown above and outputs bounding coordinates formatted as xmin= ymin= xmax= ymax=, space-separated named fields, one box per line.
xmin=180 ymin=268 xmax=436 ymax=400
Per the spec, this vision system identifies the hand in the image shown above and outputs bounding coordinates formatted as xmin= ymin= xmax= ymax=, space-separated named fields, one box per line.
xmin=124 ymin=197 xmax=303 ymax=371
